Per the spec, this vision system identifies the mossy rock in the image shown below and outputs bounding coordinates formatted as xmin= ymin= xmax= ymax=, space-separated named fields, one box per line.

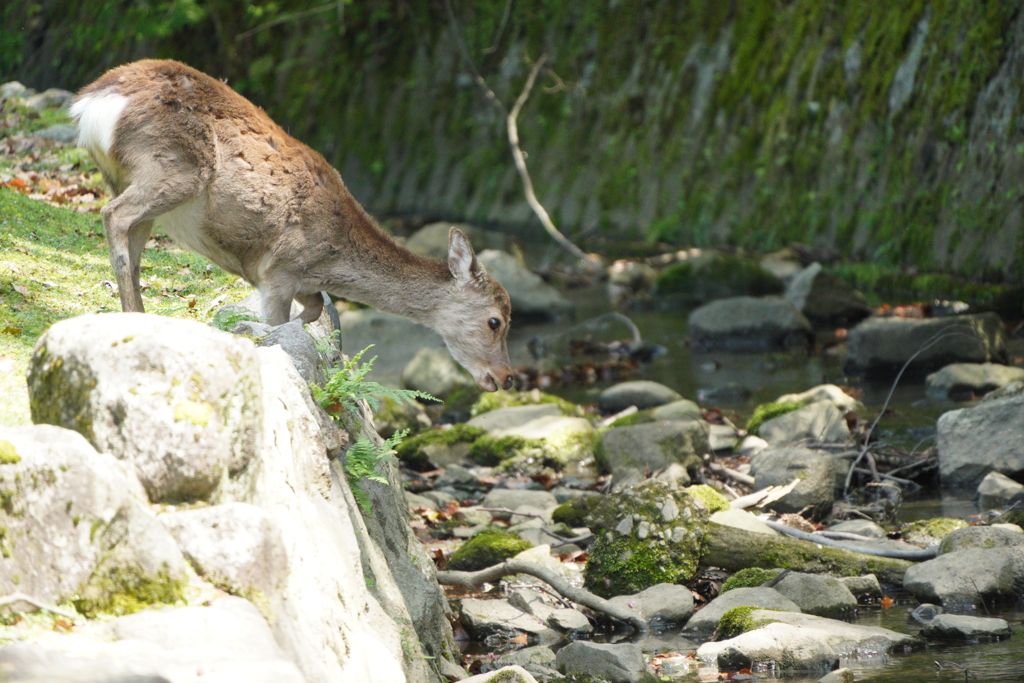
xmin=552 ymin=496 xmax=602 ymax=528
xmin=471 ymin=390 xmax=579 ymax=417
xmin=716 ymin=605 xmax=789 ymax=640
xmin=583 ymin=481 xmax=708 ymax=598
xmin=720 ymin=567 xmax=782 ymax=593
xmin=468 ymin=434 xmax=537 ymax=467
xmin=373 ymin=396 xmax=430 ymax=439
xmin=0 ymin=440 xmax=20 ymax=465
xmin=653 ymin=252 xmax=784 ymax=305
xmin=394 ymin=424 xmax=484 ymax=471
xmin=471 ymin=429 xmax=599 ymax=476
xmin=685 ymin=485 xmax=730 ymax=514
xmin=446 ymin=530 xmax=533 ymax=572
xmin=745 ymin=401 xmax=804 ymax=434
xmin=900 ymin=517 xmax=969 ymax=547
xmin=72 ymin=566 xmax=188 ymax=618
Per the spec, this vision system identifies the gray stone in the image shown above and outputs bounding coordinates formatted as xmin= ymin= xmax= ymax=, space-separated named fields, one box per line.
xmin=372 ymin=396 xmax=432 ymax=439
xmin=903 ymin=548 xmax=1017 ymax=610
xmin=709 ymin=509 xmax=780 ymax=535
xmin=159 ymin=503 xmax=288 ymax=603
xmin=650 ymin=399 xmax=704 ymax=421
xmin=481 ymin=488 xmax=558 ymax=513
xmin=937 ymin=525 xmax=1024 ymax=554
xmin=758 ymin=400 xmax=853 ymax=447
xmin=937 ymin=394 xmax=1024 ymax=487
xmin=785 ymin=262 xmax=871 ymax=328
xmin=827 ymin=519 xmax=886 ymax=539
xmin=35 ymin=123 xmax=79 ymax=144
xmin=338 ymin=308 xmax=445 ymax=388
xmin=910 ymin=603 xmax=944 ymax=623
xmin=771 ymin=571 xmax=858 ymax=617
xmin=926 ymin=362 xmax=1024 ymax=400
xmin=837 ymin=575 xmax=883 ymax=602
xmin=401 ymin=347 xmax=475 ymax=400
xmin=688 ymin=296 xmax=813 ymax=351
xmin=919 ymin=614 xmax=1012 ymax=640
xmin=459 ymin=598 xmax=558 ymax=640
xmin=405 ymin=222 xmax=510 ymax=259
xmin=258 ymin=319 xmax=324 ymax=384
xmin=819 ymin=668 xmax=855 ymax=683
xmin=599 ymin=421 xmax=709 ymax=488
xmin=555 ymin=641 xmax=652 ymax=683
xmin=496 ymin=646 xmax=556 ymax=669
xmin=467 ymin=403 xmax=562 ymax=431
xmin=0 ymin=81 xmax=28 ymax=100
xmin=733 ymin=610 xmax=920 ymax=654
xmin=25 ymin=87 xmax=74 ymax=109
xmin=0 ymin=425 xmax=187 ymax=606
xmin=977 ymin=471 xmax=1024 ymax=509
xmin=421 ymin=490 xmax=458 ymax=508
xmin=750 ymin=447 xmax=836 ymax=518
xmin=684 ymin=587 xmax=801 ymax=635
xmin=463 ymin=666 xmax=539 ymax=683
xmin=434 ymin=464 xmax=484 ymax=492
xmin=477 ymin=250 xmax=574 ymax=322
xmin=982 ymin=380 xmax=1024 ymax=402
xmin=406 ymin=491 xmax=439 ymax=511
xmin=697 ymin=623 xmax=837 ymax=676
xmin=775 ymin=384 xmax=864 ymax=414
xmin=28 ymin=313 xmax=263 ymax=504
xmin=844 ymin=313 xmax=1008 ymax=379
xmin=489 ymin=415 xmax=594 ymax=442
xmin=607 ymin=583 xmax=694 ymax=626
xmin=599 ymin=381 xmax=684 ymax=412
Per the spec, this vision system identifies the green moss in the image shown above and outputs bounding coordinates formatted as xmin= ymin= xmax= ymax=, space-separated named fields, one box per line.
xmin=470 ymin=390 xmax=579 ymax=417
xmin=684 ymin=485 xmax=730 ymax=514
xmin=173 ymin=400 xmax=214 ymax=427
xmin=583 ymin=533 xmax=685 ymax=599
xmin=446 ymin=530 xmax=533 ymax=572
xmin=468 ymin=434 xmax=536 ymax=467
xmin=720 ymin=567 xmax=782 ymax=593
xmin=745 ymin=401 xmax=803 ymax=435
xmin=901 ymin=517 xmax=968 ymax=544
xmin=0 ymin=440 xmax=20 ymax=465
xmin=395 ymin=424 xmax=484 ymax=470
xmin=653 ymin=253 xmax=784 ymax=303
xmin=72 ymin=566 xmax=187 ymax=618
xmin=716 ymin=606 xmax=789 ymax=640
xmin=608 ymin=409 xmax=653 ymax=428
xmin=551 ymin=496 xmax=601 ymax=527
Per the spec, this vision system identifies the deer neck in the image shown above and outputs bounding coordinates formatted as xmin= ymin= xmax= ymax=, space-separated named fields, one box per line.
xmin=328 ymin=206 xmax=453 ymax=325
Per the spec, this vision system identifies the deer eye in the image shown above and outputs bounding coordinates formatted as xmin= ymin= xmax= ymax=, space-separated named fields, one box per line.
xmin=488 ymin=318 xmax=501 ymax=331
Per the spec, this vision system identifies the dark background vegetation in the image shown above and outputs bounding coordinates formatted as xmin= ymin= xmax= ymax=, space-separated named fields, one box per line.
xmin=3 ymin=0 xmax=1024 ymax=279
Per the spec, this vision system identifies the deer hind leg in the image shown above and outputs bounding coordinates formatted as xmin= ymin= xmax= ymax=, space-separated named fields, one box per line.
xmin=259 ymin=278 xmax=300 ymax=326
xmin=294 ymin=292 xmax=324 ymax=324
xmin=100 ymin=172 xmax=202 ymax=313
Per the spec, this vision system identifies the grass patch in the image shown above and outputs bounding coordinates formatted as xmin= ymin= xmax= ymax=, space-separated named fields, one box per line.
xmin=0 ymin=187 xmax=251 ymax=425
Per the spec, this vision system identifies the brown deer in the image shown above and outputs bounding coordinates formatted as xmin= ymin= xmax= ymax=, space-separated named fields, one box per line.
xmin=71 ymin=60 xmax=514 ymax=391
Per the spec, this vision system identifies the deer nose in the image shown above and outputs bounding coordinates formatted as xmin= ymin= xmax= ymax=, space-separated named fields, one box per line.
xmin=502 ymin=373 xmax=515 ymax=390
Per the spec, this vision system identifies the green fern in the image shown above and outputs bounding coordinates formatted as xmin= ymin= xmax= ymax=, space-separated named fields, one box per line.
xmin=345 ymin=430 xmax=407 ymax=514
xmin=311 ymin=345 xmax=436 ymax=513
xmin=312 ymin=344 xmax=436 ymax=417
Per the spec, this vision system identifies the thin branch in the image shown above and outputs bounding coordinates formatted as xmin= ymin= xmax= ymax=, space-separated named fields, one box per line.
xmin=0 ymin=592 xmax=77 ymax=620
xmin=707 ymin=460 xmax=755 ymax=488
xmin=759 ymin=519 xmax=936 ymax=560
xmin=843 ymin=328 xmax=980 ymax=497
xmin=444 ymin=0 xmax=600 ymax=272
xmin=236 ymin=1 xmax=343 ymax=40
xmin=437 ymin=559 xmax=648 ymax=632
xmin=482 ymin=0 xmax=515 ymax=54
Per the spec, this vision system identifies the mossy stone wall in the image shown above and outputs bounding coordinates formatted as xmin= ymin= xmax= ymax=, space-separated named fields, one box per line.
xmin=5 ymin=1 xmax=1024 ymax=276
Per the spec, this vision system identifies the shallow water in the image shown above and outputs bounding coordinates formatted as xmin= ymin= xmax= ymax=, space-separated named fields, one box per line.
xmin=501 ymin=283 xmax=1024 ymax=681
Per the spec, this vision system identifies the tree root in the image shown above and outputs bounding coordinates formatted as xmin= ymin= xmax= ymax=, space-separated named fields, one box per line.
xmin=436 ymin=559 xmax=648 ymax=633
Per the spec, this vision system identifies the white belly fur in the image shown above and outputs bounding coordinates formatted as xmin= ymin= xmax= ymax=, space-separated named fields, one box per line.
xmin=154 ymin=199 xmax=243 ymax=275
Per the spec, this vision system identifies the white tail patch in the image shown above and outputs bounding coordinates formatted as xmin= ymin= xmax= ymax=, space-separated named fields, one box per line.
xmin=70 ymin=93 xmax=129 ymax=161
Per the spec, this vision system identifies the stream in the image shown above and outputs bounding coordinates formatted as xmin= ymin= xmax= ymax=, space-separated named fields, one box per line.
xmin=500 ymin=281 xmax=1023 ymax=682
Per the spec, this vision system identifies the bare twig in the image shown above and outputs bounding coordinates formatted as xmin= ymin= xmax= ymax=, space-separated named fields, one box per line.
xmin=843 ymin=328 xmax=979 ymax=497
xmin=482 ymin=0 xmax=515 ymax=54
xmin=437 ymin=559 xmax=648 ymax=632
xmin=599 ymin=405 xmax=638 ymax=428
xmin=541 ymin=527 xmax=595 ymax=546
xmin=707 ymin=460 xmax=755 ymax=488
xmin=0 ymin=592 xmax=77 ymax=620
xmin=236 ymin=1 xmax=344 ymax=40
xmin=760 ymin=519 xmax=936 ymax=560
xmin=444 ymin=0 xmax=600 ymax=272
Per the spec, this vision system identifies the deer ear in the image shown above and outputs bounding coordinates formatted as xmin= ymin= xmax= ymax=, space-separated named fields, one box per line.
xmin=448 ymin=227 xmax=480 ymax=284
